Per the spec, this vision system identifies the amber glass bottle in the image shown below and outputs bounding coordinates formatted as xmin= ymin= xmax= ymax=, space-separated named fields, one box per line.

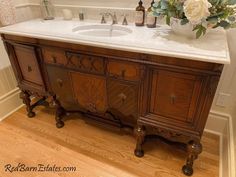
xmin=135 ymin=0 xmax=145 ymax=26
xmin=146 ymin=0 xmax=157 ymax=28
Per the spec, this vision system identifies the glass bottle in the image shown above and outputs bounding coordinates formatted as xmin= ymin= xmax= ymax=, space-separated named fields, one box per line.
xmin=135 ymin=0 xmax=145 ymax=26
xmin=146 ymin=0 xmax=157 ymax=28
xmin=40 ymin=0 xmax=54 ymax=20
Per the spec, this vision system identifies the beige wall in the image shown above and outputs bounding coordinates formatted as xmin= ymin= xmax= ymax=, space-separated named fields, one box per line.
xmin=0 ymin=0 xmax=33 ymax=119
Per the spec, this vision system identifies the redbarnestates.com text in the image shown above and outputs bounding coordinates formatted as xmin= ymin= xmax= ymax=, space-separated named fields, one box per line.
xmin=4 ymin=163 xmax=76 ymax=173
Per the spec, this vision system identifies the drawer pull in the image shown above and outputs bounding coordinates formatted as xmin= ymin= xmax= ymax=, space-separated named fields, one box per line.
xmin=57 ymin=79 xmax=63 ymax=87
xmin=118 ymin=93 xmax=127 ymax=103
xmin=170 ymin=94 xmax=176 ymax=104
xmin=27 ymin=66 xmax=32 ymax=72
xmin=121 ymin=69 xmax=126 ymax=78
xmin=52 ymin=56 xmax=57 ymax=63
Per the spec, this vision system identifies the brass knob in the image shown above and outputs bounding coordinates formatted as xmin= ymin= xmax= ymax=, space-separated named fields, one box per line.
xmin=121 ymin=69 xmax=126 ymax=78
xmin=27 ymin=66 xmax=32 ymax=72
xmin=52 ymin=56 xmax=57 ymax=63
xmin=118 ymin=93 xmax=127 ymax=103
xmin=170 ymin=94 xmax=176 ymax=104
xmin=57 ymin=79 xmax=63 ymax=87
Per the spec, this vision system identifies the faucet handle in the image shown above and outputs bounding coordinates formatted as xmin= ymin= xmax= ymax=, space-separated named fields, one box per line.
xmin=113 ymin=12 xmax=118 ymax=24
xmin=122 ymin=14 xmax=128 ymax=25
xmin=100 ymin=13 xmax=106 ymax=24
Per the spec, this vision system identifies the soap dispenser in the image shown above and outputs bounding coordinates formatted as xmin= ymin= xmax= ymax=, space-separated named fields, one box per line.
xmin=40 ymin=0 xmax=54 ymax=20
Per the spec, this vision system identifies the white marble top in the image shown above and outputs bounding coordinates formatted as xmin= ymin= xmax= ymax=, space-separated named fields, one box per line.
xmin=0 ymin=18 xmax=230 ymax=64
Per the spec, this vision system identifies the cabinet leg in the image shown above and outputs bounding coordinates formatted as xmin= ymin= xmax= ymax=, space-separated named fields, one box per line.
xmin=53 ymin=95 xmax=65 ymax=128
xmin=20 ymin=91 xmax=35 ymax=118
xmin=134 ymin=125 xmax=146 ymax=157
xmin=182 ymin=141 xmax=202 ymax=176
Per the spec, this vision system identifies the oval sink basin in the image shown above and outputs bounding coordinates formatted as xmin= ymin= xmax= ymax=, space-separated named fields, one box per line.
xmin=72 ymin=25 xmax=132 ymax=37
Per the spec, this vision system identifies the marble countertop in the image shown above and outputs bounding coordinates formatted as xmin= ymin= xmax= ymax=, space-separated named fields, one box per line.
xmin=0 ymin=18 xmax=230 ymax=64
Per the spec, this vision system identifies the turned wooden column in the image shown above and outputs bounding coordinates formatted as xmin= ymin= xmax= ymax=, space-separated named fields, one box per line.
xmin=53 ymin=95 xmax=65 ymax=128
xmin=182 ymin=141 xmax=202 ymax=176
xmin=20 ymin=91 xmax=35 ymax=118
xmin=134 ymin=125 xmax=146 ymax=157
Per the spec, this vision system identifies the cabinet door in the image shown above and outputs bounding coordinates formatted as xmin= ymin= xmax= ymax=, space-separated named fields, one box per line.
xmin=145 ymin=70 xmax=203 ymax=129
xmin=46 ymin=65 xmax=76 ymax=109
xmin=107 ymin=79 xmax=139 ymax=126
xmin=7 ymin=43 xmax=45 ymax=92
xmin=70 ymin=72 xmax=107 ymax=113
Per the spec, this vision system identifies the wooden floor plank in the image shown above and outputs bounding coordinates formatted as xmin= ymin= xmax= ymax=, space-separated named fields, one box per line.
xmin=0 ymin=106 xmax=219 ymax=177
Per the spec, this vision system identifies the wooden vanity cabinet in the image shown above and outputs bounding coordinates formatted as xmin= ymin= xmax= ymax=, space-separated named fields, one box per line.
xmin=1 ymin=34 xmax=223 ymax=176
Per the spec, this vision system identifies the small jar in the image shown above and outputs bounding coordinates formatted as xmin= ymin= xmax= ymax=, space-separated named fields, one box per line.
xmin=40 ymin=0 xmax=55 ymax=20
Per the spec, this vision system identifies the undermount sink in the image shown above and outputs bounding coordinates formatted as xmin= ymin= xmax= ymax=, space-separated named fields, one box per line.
xmin=72 ymin=25 xmax=132 ymax=37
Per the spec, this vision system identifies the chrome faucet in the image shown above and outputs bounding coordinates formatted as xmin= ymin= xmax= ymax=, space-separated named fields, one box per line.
xmin=105 ymin=12 xmax=118 ymax=25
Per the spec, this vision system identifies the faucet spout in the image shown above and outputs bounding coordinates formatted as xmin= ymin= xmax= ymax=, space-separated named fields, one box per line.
xmin=105 ymin=12 xmax=118 ymax=25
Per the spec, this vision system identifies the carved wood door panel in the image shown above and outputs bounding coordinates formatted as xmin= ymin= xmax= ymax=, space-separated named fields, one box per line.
xmin=46 ymin=65 xmax=76 ymax=109
xmin=144 ymin=69 xmax=204 ymax=129
xmin=107 ymin=79 xmax=139 ymax=126
xmin=70 ymin=72 xmax=107 ymax=113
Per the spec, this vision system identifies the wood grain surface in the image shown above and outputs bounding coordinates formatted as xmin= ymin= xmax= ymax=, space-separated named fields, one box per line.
xmin=0 ymin=106 xmax=219 ymax=177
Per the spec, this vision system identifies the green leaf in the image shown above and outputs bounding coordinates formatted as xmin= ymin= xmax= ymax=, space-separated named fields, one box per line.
xmin=152 ymin=11 xmax=161 ymax=16
xmin=196 ymin=29 xmax=202 ymax=39
xmin=153 ymin=2 xmax=159 ymax=8
xmin=202 ymin=26 xmax=207 ymax=35
xmin=193 ymin=25 xmax=201 ymax=31
xmin=181 ymin=18 xmax=189 ymax=25
xmin=207 ymin=17 xmax=219 ymax=23
xmin=193 ymin=25 xmax=206 ymax=38
xmin=228 ymin=0 xmax=236 ymax=5
xmin=160 ymin=0 xmax=169 ymax=10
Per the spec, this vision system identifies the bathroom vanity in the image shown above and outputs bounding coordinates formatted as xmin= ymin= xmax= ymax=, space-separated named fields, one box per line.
xmin=0 ymin=19 xmax=230 ymax=176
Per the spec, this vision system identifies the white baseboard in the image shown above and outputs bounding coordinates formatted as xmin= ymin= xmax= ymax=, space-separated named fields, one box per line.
xmin=205 ymin=111 xmax=235 ymax=177
xmin=0 ymin=88 xmax=23 ymax=121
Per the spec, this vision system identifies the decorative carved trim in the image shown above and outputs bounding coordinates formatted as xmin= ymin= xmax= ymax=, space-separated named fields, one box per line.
xmin=65 ymin=51 xmax=105 ymax=74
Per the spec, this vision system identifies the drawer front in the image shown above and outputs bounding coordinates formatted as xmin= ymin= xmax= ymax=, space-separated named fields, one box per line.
xmin=43 ymin=49 xmax=105 ymax=75
xmin=107 ymin=60 xmax=141 ymax=81
xmin=149 ymin=70 xmax=202 ymax=124
xmin=14 ymin=45 xmax=43 ymax=86
xmin=107 ymin=79 xmax=139 ymax=126
xmin=43 ymin=48 xmax=67 ymax=65
xmin=66 ymin=52 xmax=105 ymax=75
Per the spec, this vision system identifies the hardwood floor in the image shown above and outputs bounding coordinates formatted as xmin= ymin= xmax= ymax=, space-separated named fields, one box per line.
xmin=0 ymin=106 xmax=219 ymax=177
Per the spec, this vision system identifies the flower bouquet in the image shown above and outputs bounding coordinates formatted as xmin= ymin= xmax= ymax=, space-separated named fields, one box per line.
xmin=152 ymin=0 xmax=236 ymax=38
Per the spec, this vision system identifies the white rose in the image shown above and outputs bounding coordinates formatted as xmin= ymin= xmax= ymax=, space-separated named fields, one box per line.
xmin=184 ymin=0 xmax=212 ymax=24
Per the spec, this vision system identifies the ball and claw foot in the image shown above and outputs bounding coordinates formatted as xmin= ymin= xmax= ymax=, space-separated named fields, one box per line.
xmin=56 ymin=121 xmax=64 ymax=128
xmin=134 ymin=149 xmax=144 ymax=158
xmin=182 ymin=165 xmax=193 ymax=176
xmin=27 ymin=111 xmax=36 ymax=118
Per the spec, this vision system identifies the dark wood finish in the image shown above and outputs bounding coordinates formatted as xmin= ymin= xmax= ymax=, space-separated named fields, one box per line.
xmin=107 ymin=79 xmax=139 ymax=126
xmin=1 ymin=34 xmax=223 ymax=176
xmin=107 ymin=60 xmax=141 ymax=81
xmin=182 ymin=141 xmax=203 ymax=176
xmin=70 ymin=72 xmax=107 ymax=113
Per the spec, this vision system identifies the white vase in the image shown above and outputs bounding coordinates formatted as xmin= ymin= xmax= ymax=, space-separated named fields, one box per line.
xmin=0 ymin=0 xmax=16 ymax=26
xmin=170 ymin=17 xmax=207 ymax=39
